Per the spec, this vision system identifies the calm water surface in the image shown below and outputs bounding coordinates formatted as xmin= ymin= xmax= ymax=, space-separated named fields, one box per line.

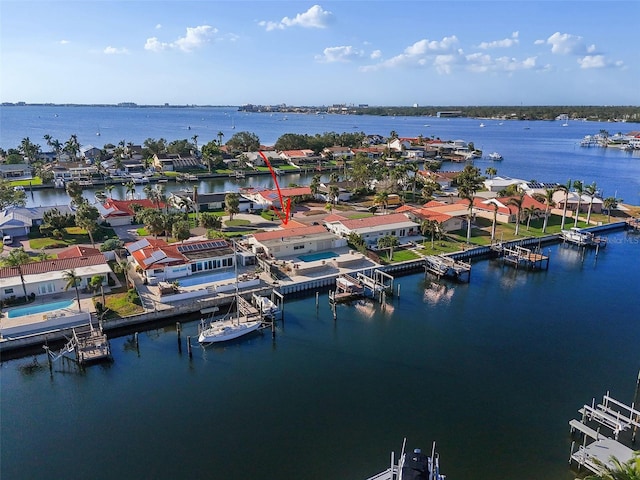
xmin=1 ymin=231 xmax=639 ymax=479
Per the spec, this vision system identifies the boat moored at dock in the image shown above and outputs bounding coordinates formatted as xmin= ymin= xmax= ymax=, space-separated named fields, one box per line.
xmin=561 ymin=227 xmax=607 ymax=248
xmin=366 ymin=439 xmax=445 ymax=480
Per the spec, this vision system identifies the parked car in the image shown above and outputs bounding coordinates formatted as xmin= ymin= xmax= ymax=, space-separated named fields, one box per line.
xmin=3 ymin=235 xmax=13 ymax=245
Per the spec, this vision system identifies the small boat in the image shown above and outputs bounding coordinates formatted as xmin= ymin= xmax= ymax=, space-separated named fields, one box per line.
xmin=366 ymin=438 xmax=445 ymax=480
xmin=252 ymin=294 xmax=279 ymax=318
xmin=13 ymin=186 xmax=25 ymax=191
xmin=561 ymin=227 xmax=607 ymax=248
xmin=479 ymin=122 xmax=485 ymax=127
xmin=488 ymin=152 xmax=503 ymax=161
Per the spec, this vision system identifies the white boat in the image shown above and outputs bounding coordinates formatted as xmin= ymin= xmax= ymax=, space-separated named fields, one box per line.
xmin=479 ymin=122 xmax=485 ymax=127
xmin=252 ymin=293 xmax=280 ymax=318
xmin=366 ymin=438 xmax=445 ymax=480
xmin=198 ymin=242 xmax=263 ymax=344
xmin=488 ymin=152 xmax=503 ymax=161
xmin=561 ymin=227 xmax=607 ymax=248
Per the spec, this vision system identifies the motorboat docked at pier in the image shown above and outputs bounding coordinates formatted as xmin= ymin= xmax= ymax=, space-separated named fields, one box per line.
xmin=251 ymin=293 xmax=280 ymax=318
xmin=561 ymin=227 xmax=607 ymax=248
xmin=366 ymin=438 xmax=445 ymax=480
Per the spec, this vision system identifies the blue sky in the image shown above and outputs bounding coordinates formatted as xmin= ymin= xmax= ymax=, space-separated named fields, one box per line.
xmin=1 ymin=1 xmax=638 ymax=106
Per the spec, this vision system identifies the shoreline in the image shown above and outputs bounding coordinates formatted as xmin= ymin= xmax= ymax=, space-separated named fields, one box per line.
xmin=0 ymin=221 xmax=630 ymax=358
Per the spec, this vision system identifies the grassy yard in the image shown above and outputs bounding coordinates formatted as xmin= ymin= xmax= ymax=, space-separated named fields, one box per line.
xmin=28 ymin=226 xmax=116 ymax=250
xmin=225 ymin=219 xmax=250 ymax=227
xmin=99 ymin=289 xmax=145 ymax=318
xmin=10 ymin=177 xmax=43 ymax=187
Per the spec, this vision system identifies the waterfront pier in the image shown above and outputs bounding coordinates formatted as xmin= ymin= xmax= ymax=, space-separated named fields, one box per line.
xmin=44 ymin=321 xmax=111 ymax=365
xmin=499 ymin=245 xmax=550 ymax=270
xmin=424 ymin=255 xmax=471 ymax=282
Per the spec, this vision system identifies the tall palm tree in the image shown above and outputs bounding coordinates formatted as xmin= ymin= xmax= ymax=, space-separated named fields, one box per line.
xmin=117 ymin=259 xmax=131 ymax=288
xmin=374 ymin=191 xmax=389 ymax=213
xmin=523 ymin=205 xmax=540 ymax=231
xmin=585 ymin=181 xmax=598 ymax=224
xmin=462 ymin=194 xmax=474 ymax=243
xmin=583 ymin=451 xmax=640 ymax=479
xmin=573 ymin=180 xmax=584 ymax=228
xmin=421 ymin=219 xmax=438 ymax=248
xmin=125 ymin=181 xmax=136 ymax=200
xmin=105 ymin=184 xmax=115 ymax=200
xmin=406 ymin=162 xmax=419 ymax=198
xmin=490 ymin=201 xmax=499 ymax=242
xmin=217 ymin=131 xmax=225 ymax=146
xmin=507 ymin=194 xmax=525 ymax=236
xmin=191 ymin=134 xmax=199 ymax=156
xmin=540 ymin=188 xmax=556 ymax=233
xmin=485 ymin=166 xmax=497 ymax=179
xmin=557 ymin=178 xmax=572 ymax=230
xmin=62 ymin=269 xmax=82 ymax=311
xmin=3 ymin=248 xmax=31 ymax=300
xmin=603 ymin=197 xmax=619 ymax=223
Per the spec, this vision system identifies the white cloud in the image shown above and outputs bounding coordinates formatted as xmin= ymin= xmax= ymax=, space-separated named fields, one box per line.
xmin=103 ymin=46 xmax=129 ymax=55
xmin=546 ymin=32 xmax=590 ymax=55
xmin=155 ymin=24 xmax=162 ymax=30
xmin=144 ymin=25 xmax=216 ymax=52
xmin=534 ymin=39 xmax=545 ymax=45
xmin=578 ymin=55 xmax=606 ymax=68
xmin=362 ymin=36 xmax=459 ymax=71
xmin=59 ymin=40 xmax=70 ymax=45
xmin=465 ymin=52 xmax=537 ymax=72
xmin=370 ymin=50 xmax=382 ymax=60
xmin=477 ymin=32 xmax=519 ymax=49
xmin=433 ymin=54 xmax=458 ymax=74
xmin=259 ymin=5 xmax=334 ymax=31
xmin=315 ymin=46 xmax=363 ymax=63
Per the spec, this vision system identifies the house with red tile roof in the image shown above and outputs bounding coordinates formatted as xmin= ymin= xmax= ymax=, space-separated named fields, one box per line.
xmin=473 ymin=195 xmax=548 ymax=223
xmin=125 ymin=237 xmax=236 ymax=285
xmin=279 ymin=149 xmax=317 ymax=165
xmin=247 ymin=225 xmax=344 ymax=259
xmin=99 ymin=198 xmax=165 ymax=226
xmin=396 ymin=202 xmax=464 ymax=232
xmin=0 ymin=254 xmax=112 ymax=302
xmin=324 ymin=213 xmax=420 ymax=247
xmin=57 ymin=246 xmax=102 ymax=259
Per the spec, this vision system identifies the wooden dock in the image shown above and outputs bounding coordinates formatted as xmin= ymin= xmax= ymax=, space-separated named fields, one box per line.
xmin=330 ymin=274 xmax=365 ymax=303
xmin=424 ymin=255 xmax=471 ymax=282
xmin=568 ymin=392 xmax=640 ymax=474
xmin=45 ymin=321 xmax=111 ymax=365
xmin=500 ymin=245 xmax=549 ymax=270
xmin=627 ymin=217 xmax=640 ymax=232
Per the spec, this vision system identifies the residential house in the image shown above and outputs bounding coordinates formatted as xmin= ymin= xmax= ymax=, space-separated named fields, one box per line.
xmin=324 ymin=212 xmax=420 ymax=247
xmin=80 ymin=145 xmax=102 ymax=163
xmin=98 ymin=198 xmax=164 ymax=226
xmin=321 ymin=146 xmax=354 ymax=161
xmin=474 ymin=195 xmax=548 ymax=224
xmin=552 ymin=191 xmax=603 ymax=214
xmin=279 ymin=149 xmax=317 ymax=166
xmin=247 ymin=225 xmax=345 ymax=259
xmin=153 ymin=153 xmax=204 ymax=172
xmin=240 ymin=186 xmax=312 ymax=211
xmin=317 ymin=182 xmax=353 ymax=202
xmin=483 ymin=176 xmax=526 ymax=193
xmin=388 ymin=138 xmax=411 ymax=152
xmin=126 ymin=237 xmax=236 ymax=285
xmin=0 ymin=163 xmax=31 ymax=180
xmin=418 ymin=170 xmax=459 ymax=190
xmin=244 ymin=151 xmax=281 ymax=168
xmin=0 ymin=205 xmax=74 ymax=238
xmin=396 ymin=203 xmax=464 ymax=232
xmin=352 ymin=146 xmax=386 ymax=160
xmin=0 ymin=252 xmax=112 ymax=302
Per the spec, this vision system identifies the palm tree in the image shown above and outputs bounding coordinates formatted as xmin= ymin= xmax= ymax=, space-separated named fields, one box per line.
xmin=62 ymin=269 xmax=82 ymax=311
xmin=507 ymin=194 xmax=525 ymax=236
xmin=462 ymin=194 xmax=474 ymax=243
xmin=406 ymin=162 xmax=419 ymax=198
xmin=328 ymin=185 xmax=340 ymax=205
xmin=125 ymin=181 xmax=136 ymax=200
xmin=309 ymin=174 xmax=321 ymax=197
xmin=542 ymin=188 xmax=556 ymax=233
xmin=523 ymin=205 xmax=540 ymax=231
xmin=583 ymin=451 xmax=640 ymax=480
xmin=217 ymin=131 xmax=225 ymax=146
xmin=603 ymin=197 xmax=619 ymax=223
xmin=585 ymin=181 xmax=598 ymax=224
xmin=421 ymin=219 xmax=438 ymax=248
xmin=117 ymin=259 xmax=131 ymax=288
xmin=374 ymin=191 xmax=389 ymax=213
xmin=105 ymin=184 xmax=115 ymax=200
xmin=377 ymin=234 xmax=399 ymax=261
xmin=3 ymin=247 xmax=31 ymax=300
xmin=489 ymin=201 xmax=499 ymax=242
xmin=573 ymin=180 xmax=584 ymax=228
xmin=557 ymin=178 xmax=572 ymax=230
xmin=191 ymin=134 xmax=199 ymax=156
xmin=485 ymin=166 xmax=497 ymax=179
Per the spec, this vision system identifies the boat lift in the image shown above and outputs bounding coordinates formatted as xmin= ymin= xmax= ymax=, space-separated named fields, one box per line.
xmin=43 ymin=321 xmax=111 ymax=366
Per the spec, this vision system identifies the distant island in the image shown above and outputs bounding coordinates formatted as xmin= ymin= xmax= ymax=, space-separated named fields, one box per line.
xmin=2 ymin=102 xmax=638 ymax=123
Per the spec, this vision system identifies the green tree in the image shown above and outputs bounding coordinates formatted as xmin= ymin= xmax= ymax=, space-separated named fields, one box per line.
xmin=199 ymin=212 xmax=223 ymax=230
xmin=62 ymin=269 xmax=82 ymax=311
xmin=489 ymin=201 xmax=499 ymax=241
xmin=557 ymin=178 xmax=572 ymax=230
xmin=20 ymin=137 xmax=41 ymax=164
xmin=310 ymin=174 xmax=321 ymax=197
xmin=225 ymin=192 xmax=240 ymax=220
xmin=421 ymin=219 xmax=439 ymax=248
xmin=75 ymin=203 xmax=100 ymax=246
xmin=377 ymin=234 xmax=399 ymax=261
xmin=65 ymin=181 xmax=85 ymax=205
xmin=603 ymin=197 xmax=620 ymax=222
xmin=583 ymin=451 xmax=640 ymax=480
xmin=585 ymin=181 xmax=598 ymax=224
xmin=63 ymin=134 xmax=80 ymax=162
xmin=523 ymin=205 xmax=540 ymax=230
xmin=0 ymin=179 xmax=27 ymax=210
xmin=541 ymin=188 xmax=556 ymax=233
xmin=172 ymin=220 xmax=191 ymax=243
xmin=485 ymin=166 xmax=497 ymax=179
xmin=2 ymin=247 xmax=31 ymax=300
xmin=573 ymin=180 xmax=584 ymax=228
xmin=374 ymin=191 xmax=389 ymax=212
xmin=507 ymin=193 xmax=525 ymax=236
xmin=226 ymin=131 xmax=260 ymax=152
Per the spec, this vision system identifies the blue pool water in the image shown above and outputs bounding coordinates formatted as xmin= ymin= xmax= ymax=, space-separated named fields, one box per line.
xmin=8 ymin=299 xmax=74 ymax=318
xmin=297 ymin=251 xmax=339 ymax=262
xmin=177 ymin=270 xmax=236 ymax=287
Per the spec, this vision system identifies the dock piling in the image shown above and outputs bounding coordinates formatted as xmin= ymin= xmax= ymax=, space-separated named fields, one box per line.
xmin=187 ymin=336 xmax=192 ymax=357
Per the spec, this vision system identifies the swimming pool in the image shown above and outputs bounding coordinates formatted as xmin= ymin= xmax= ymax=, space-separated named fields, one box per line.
xmin=176 ymin=270 xmax=236 ymax=287
xmin=8 ymin=299 xmax=75 ymax=318
xmin=297 ymin=251 xmax=339 ymax=263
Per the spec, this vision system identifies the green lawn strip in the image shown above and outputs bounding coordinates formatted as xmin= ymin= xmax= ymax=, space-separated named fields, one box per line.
xmin=28 ymin=225 xmax=116 ymax=249
xmin=225 ymin=219 xmax=250 ymax=227
xmin=344 ymin=212 xmax=373 ymax=219
xmin=10 ymin=178 xmax=43 ymax=187
xmin=100 ymin=290 xmax=145 ymax=318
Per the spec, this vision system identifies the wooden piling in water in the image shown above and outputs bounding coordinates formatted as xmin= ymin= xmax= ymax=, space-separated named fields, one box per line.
xmin=187 ymin=336 xmax=192 ymax=357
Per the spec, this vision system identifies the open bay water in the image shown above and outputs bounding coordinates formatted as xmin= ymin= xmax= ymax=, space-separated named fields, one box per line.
xmin=1 ymin=105 xmax=640 ymax=205
xmin=1 ymin=231 xmax=639 ymax=479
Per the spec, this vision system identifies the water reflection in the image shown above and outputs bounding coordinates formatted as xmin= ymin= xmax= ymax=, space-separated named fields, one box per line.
xmin=422 ymin=280 xmax=455 ymax=305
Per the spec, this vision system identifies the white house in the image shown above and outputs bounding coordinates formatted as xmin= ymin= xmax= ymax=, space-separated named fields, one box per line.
xmin=0 ymin=205 xmax=74 ymax=238
xmin=324 ymin=213 xmax=420 ymax=247
xmin=247 ymin=225 xmax=345 ymax=259
xmin=0 ymin=253 xmax=112 ymax=302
